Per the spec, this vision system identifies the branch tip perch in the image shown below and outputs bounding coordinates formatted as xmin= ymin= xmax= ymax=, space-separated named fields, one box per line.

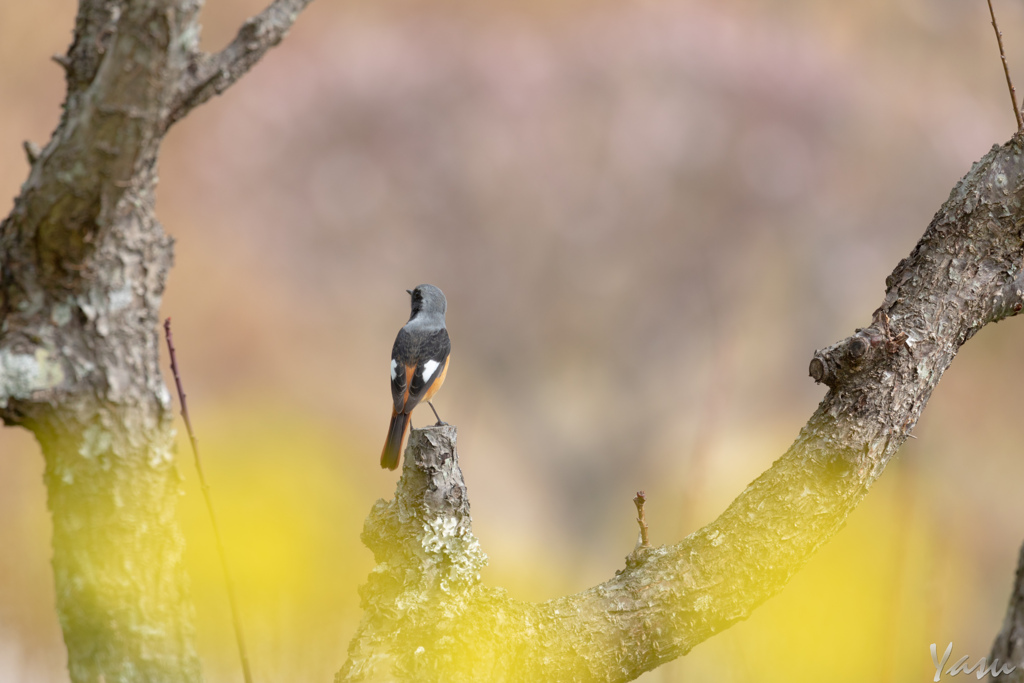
xmin=163 ymin=318 xmax=253 ymax=683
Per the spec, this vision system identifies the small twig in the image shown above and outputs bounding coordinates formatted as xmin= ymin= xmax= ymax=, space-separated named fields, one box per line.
xmin=988 ymin=0 xmax=1024 ymax=132
xmin=51 ymin=53 xmax=71 ymax=72
xmin=164 ymin=319 xmax=254 ymax=683
xmin=633 ymin=491 xmax=650 ymax=548
xmin=22 ymin=141 xmax=40 ymax=165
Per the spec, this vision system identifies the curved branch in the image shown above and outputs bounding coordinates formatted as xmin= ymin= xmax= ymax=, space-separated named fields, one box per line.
xmin=340 ymin=137 xmax=1024 ymax=682
xmin=168 ymin=0 xmax=316 ymax=127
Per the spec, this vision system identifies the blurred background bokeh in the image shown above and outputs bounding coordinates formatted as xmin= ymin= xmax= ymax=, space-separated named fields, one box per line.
xmin=2 ymin=0 xmax=1024 ymax=681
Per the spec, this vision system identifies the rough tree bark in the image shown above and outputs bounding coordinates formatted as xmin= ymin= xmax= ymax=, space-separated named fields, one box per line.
xmin=339 ymin=140 xmax=1024 ymax=682
xmin=0 ymin=1 xmax=313 ymax=681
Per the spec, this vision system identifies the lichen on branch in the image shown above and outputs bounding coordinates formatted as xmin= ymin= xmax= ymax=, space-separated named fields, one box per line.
xmin=341 ymin=137 xmax=1024 ymax=683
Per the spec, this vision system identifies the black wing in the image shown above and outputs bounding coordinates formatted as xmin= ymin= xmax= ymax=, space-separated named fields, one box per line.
xmin=390 ymin=327 xmax=450 ymax=412
xmin=408 ymin=328 xmax=450 ymax=404
xmin=390 ymin=328 xmax=412 ymax=412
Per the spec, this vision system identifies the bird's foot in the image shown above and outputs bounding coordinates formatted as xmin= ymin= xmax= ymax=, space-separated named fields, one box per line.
xmin=427 ymin=401 xmax=447 ymax=426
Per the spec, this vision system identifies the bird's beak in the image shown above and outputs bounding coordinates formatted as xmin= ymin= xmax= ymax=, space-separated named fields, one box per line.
xmin=406 ymin=289 xmax=414 ymax=296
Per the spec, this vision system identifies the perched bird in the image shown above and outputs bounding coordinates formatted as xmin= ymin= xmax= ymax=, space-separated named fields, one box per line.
xmin=380 ymin=284 xmax=451 ymax=470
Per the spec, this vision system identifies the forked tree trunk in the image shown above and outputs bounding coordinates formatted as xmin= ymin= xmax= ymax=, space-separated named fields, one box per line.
xmin=0 ymin=1 xmax=313 ymax=680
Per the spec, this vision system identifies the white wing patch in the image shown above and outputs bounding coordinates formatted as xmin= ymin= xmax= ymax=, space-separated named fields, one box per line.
xmin=422 ymin=359 xmax=440 ymax=381
xmin=390 ymin=359 xmax=398 ymax=381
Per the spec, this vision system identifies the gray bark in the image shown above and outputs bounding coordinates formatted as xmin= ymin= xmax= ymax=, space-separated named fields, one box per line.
xmin=0 ymin=1 xmax=313 ymax=680
xmin=340 ymin=140 xmax=1024 ymax=682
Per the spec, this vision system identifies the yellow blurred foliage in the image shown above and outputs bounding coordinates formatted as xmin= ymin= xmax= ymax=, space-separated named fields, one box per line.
xmin=174 ymin=402 xmax=371 ymax=681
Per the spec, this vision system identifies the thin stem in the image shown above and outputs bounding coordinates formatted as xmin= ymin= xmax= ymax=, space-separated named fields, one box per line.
xmin=164 ymin=318 xmax=254 ymax=683
xmin=988 ymin=0 xmax=1024 ymax=132
xmin=634 ymin=491 xmax=650 ymax=548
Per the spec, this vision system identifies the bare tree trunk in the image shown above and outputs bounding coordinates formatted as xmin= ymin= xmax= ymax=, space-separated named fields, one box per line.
xmin=340 ymin=139 xmax=1024 ymax=682
xmin=0 ymin=1 xmax=313 ymax=680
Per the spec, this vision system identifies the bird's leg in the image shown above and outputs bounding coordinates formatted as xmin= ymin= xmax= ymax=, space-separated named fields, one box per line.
xmin=428 ymin=402 xmax=447 ymax=426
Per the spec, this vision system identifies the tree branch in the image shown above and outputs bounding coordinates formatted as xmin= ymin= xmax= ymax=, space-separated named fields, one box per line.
xmin=168 ymin=0 xmax=316 ymax=127
xmin=988 ymin=542 xmax=1024 ymax=682
xmin=340 ymin=137 xmax=1024 ymax=682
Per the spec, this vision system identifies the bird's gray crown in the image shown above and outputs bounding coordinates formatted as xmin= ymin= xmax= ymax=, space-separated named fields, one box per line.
xmin=408 ymin=284 xmax=447 ymax=322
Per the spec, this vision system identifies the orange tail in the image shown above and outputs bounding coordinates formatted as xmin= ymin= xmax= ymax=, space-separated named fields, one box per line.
xmin=380 ymin=410 xmax=411 ymax=470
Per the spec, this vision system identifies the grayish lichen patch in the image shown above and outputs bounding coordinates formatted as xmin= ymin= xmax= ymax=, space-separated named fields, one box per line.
xmin=421 ymin=515 xmax=488 ymax=592
xmin=109 ymin=280 xmax=134 ymax=313
xmin=0 ymin=347 xmax=65 ymax=408
xmin=51 ymin=302 xmax=73 ymax=327
xmin=79 ymin=424 xmax=113 ymax=459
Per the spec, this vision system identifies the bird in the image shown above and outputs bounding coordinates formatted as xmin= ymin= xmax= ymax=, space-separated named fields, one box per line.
xmin=380 ymin=284 xmax=451 ymax=470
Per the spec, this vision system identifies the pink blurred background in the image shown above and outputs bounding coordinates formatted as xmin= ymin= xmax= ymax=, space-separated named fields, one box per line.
xmin=2 ymin=0 xmax=1024 ymax=681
